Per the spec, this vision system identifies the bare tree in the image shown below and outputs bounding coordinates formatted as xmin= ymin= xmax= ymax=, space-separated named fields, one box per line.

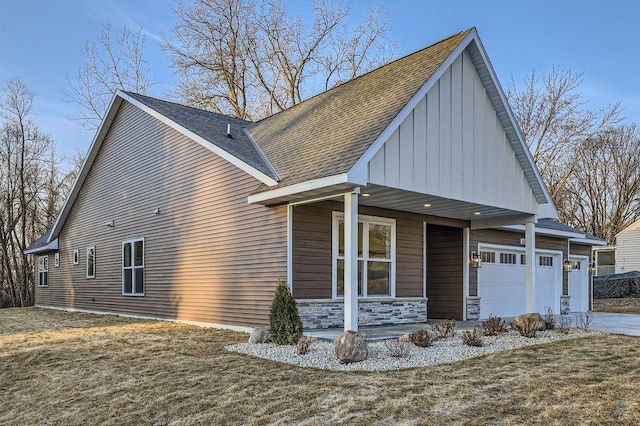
xmin=507 ymin=68 xmax=622 ymax=200
xmin=164 ymin=0 xmax=394 ymax=120
xmin=0 ymin=78 xmax=70 ymax=307
xmin=560 ymin=126 xmax=640 ymax=244
xmin=65 ymin=22 xmax=156 ymax=130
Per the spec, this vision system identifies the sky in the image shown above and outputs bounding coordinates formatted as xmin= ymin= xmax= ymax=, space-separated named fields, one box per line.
xmin=1 ymin=0 xmax=639 ymax=162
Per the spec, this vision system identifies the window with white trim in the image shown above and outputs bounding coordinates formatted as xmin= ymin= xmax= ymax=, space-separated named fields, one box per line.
xmin=539 ymin=255 xmax=553 ymax=267
xmin=122 ymin=239 xmax=144 ymax=296
xmin=480 ymin=251 xmax=495 ymax=263
xmin=333 ymin=213 xmax=395 ymax=298
xmin=86 ymin=246 xmax=95 ymax=278
xmin=571 ymin=260 xmax=581 ymax=270
xmin=73 ymin=249 xmax=79 ymax=265
xmin=500 ymin=252 xmax=517 ymax=265
xmin=37 ymin=256 xmax=48 ymax=287
xmin=520 ymin=254 xmax=526 ymax=265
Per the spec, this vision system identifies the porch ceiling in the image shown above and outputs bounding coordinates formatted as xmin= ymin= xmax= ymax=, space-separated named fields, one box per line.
xmin=354 ymin=185 xmax=534 ymax=223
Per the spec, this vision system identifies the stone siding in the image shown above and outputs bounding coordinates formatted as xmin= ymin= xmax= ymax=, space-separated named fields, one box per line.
xmin=297 ymin=298 xmax=428 ymax=329
xmin=560 ymin=295 xmax=571 ymax=315
xmin=466 ymin=296 xmax=480 ymax=320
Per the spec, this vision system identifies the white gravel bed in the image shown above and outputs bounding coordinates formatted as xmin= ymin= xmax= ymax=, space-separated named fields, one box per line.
xmin=225 ymin=329 xmax=598 ymax=372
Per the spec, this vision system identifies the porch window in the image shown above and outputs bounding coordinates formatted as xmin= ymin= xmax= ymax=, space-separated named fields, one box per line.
xmin=122 ymin=238 xmax=144 ymax=296
xmin=37 ymin=256 xmax=48 ymax=287
xmin=333 ymin=213 xmax=395 ymax=298
xmin=86 ymin=246 xmax=95 ymax=279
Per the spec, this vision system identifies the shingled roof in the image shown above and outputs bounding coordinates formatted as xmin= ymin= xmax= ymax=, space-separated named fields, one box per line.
xmin=248 ymin=29 xmax=472 ymax=192
xmin=123 ymin=92 xmax=278 ymax=181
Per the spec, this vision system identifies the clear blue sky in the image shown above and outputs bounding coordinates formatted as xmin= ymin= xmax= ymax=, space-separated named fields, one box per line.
xmin=1 ymin=0 xmax=639 ymax=161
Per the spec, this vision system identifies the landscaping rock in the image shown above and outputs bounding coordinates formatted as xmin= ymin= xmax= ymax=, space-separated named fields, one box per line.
xmin=248 ymin=326 xmax=270 ymax=344
xmin=511 ymin=313 xmax=545 ymax=331
xmin=335 ymin=330 xmax=368 ymax=363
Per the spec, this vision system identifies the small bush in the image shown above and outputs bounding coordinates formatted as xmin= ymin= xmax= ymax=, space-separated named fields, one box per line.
xmin=269 ymin=280 xmax=303 ymax=345
xmin=576 ymin=312 xmax=593 ymax=331
xmin=461 ymin=328 xmax=483 ymax=347
xmin=543 ymin=307 xmax=556 ymax=330
xmin=408 ymin=329 xmax=433 ymax=347
xmin=514 ymin=316 xmax=540 ymax=338
xmin=297 ymin=336 xmax=315 ymax=355
xmin=431 ymin=319 xmax=456 ymax=339
xmin=481 ymin=314 xmax=507 ymax=336
xmin=557 ymin=313 xmax=571 ymax=334
xmin=384 ymin=338 xmax=409 ymax=358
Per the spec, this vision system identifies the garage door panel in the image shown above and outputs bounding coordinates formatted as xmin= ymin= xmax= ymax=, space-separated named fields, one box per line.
xmin=568 ymin=258 xmax=588 ymax=312
xmin=478 ymin=247 xmax=562 ymax=319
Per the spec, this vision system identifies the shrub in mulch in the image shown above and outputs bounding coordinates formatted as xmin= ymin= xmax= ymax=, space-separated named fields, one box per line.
xmin=481 ymin=314 xmax=508 ymax=336
xmin=431 ymin=319 xmax=456 ymax=339
xmin=408 ymin=329 xmax=434 ymax=348
xmin=461 ymin=328 xmax=484 ymax=347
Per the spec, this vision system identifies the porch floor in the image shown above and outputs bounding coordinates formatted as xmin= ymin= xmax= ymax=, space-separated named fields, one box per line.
xmin=304 ymin=319 xmax=483 ymax=341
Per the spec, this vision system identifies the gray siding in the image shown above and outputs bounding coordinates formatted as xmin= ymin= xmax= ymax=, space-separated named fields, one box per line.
xmin=37 ymin=101 xmax=287 ymax=327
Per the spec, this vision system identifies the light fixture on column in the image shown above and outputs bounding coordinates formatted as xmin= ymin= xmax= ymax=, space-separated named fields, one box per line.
xmin=470 ymin=251 xmax=482 ymax=268
xmin=588 ymin=263 xmax=596 ymax=275
xmin=563 ymin=259 xmax=572 ymax=272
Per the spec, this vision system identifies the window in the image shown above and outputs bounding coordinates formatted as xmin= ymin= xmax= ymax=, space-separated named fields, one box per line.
xmin=54 ymin=252 xmax=60 ymax=268
xmin=500 ymin=253 xmax=517 ymax=265
xmin=480 ymin=251 xmax=495 ymax=263
xmin=334 ymin=214 xmax=394 ymax=298
xmin=539 ymin=255 xmax=553 ymax=267
xmin=520 ymin=254 xmax=526 ymax=265
xmin=73 ymin=249 xmax=79 ymax=265
xmin=122 ymin=239 xmax=144 ymax=296
xmin=86 ymin=246 xmax=95 ymax=278
xmin=37 ymin=256 xmax=48 ymax=287
xmin=571 ymin=260 xmax=581 ymax=270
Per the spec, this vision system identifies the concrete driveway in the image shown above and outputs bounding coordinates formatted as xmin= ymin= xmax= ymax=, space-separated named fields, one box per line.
xmin=589 ymin=312 xmax=640 ymax=336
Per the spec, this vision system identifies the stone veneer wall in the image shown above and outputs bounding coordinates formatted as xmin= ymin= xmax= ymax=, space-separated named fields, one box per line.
xmin=297 ymin=298 xmax=427 ymax=329
xmin=560 ymin=295 xmax=571 ymax=315
xmin=466 ymin=296 xmax=480 ymax=320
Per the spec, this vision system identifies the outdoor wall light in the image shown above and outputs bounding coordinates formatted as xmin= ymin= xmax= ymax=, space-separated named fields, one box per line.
xmin=588 ymin=263 xmax=596 ymax=275
xmin=105 ymin=220 xmax=115 ymax=227
xmin=470 ymin=251 xmax=482 ymax=268
xmin=563 ymin=259 xmax=573 ymax=272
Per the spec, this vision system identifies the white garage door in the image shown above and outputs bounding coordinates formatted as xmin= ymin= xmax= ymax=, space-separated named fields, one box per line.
xmin=568 ymin=258 xmax=589 ymax=312
xmin=477 ymin=246 xmax=561 ymax=319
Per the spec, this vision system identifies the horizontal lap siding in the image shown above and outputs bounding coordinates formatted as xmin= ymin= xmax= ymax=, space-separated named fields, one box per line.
xmin=36 ymin=102 xmax=287 ymax=327
xmin=570 ymin=244 xmax=592 ymax=257
xmin=292 ymin=201 xmax=423 ymax=299
xmin=426 ymin=225 xmax=463 ymax=319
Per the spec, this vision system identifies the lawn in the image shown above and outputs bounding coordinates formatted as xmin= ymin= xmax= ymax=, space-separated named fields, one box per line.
xmin=594 ymin=297 xmax=640 ymax=314
xmin=2 ymin=308 xmax=640 ymax=425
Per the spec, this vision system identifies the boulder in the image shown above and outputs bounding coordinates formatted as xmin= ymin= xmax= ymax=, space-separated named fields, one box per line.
xmin=248 ymin=326 xmax=270 ymax=344
xmin=511 ymin=313 xmax=545 ymax=332
xmin=335 ymin=330 xmax=368 ymax=363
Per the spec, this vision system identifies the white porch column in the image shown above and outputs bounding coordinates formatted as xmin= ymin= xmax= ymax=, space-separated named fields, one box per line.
xmin=344 ymin=189 xmax=360 ymax=331
xmin=525 ymin=221 xmax=536 ymax=313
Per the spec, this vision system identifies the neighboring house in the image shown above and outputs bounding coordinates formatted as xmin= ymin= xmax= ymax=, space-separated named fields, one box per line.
xmin=592 ymin=220 xmax=640 ymax=277
xmin=26 ymin=28 xmax=604 ymax=331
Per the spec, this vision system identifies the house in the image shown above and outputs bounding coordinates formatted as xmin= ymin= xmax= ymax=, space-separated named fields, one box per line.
xmin=592 ymin=219 xmax=640 ymax=277
xmin=25 ymin=28 xmax=604 ymax=332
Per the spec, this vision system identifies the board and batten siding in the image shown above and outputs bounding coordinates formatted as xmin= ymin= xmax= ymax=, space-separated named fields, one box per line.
xmin=292 ymin=201 xmax=425 ymax=299
xmin=368 ymin=49 xmax=537 ymax=214
xmin=36 ymin=101 xmax=287 ymax=328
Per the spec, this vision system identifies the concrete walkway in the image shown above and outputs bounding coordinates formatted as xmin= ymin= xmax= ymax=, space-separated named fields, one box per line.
xmin=305 ymin=319 xmax=482 ymax=341
xmin=589 ymin=312 xmax=640 ymax=336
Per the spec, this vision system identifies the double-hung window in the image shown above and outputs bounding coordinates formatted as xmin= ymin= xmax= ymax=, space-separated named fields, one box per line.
xmin=38 ymin=256 xmax=48 ymax=287
xmin=123 ymin=239 xmax=144 ymax=296
xmin=333 ymin=213 xmax=395 ymax=298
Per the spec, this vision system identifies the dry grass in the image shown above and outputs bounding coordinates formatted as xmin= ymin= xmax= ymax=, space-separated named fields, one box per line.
xmin=2 ymin=307 xmax=640 ymax=424
xmin=594 ymin=297 xmax=640 ymax=314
